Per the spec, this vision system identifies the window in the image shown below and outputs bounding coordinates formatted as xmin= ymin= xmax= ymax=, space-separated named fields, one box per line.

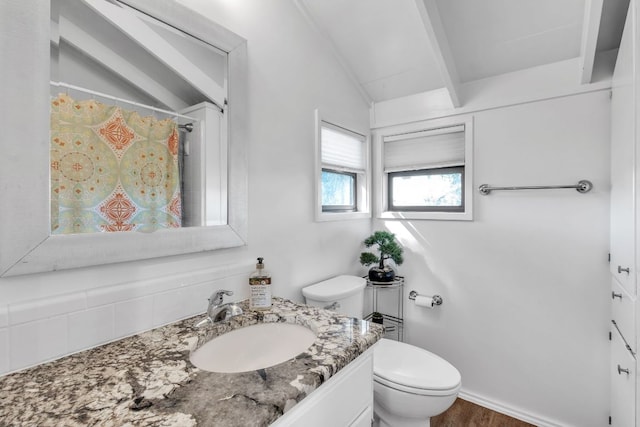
xmin=315 ymin=110 xmax=370 ymax=221
xmin=322 ymin=169 xmax=356 ymax=212
xmin=376 ymin=117 xmax=473 ymax=220
xmin=388 ymin=166 xmax=464 ymax=211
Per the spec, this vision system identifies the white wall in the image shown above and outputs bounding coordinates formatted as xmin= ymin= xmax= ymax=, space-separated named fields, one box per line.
xmin=0 ymin=0 xmax=370 ymax=375
xmin=376 ymin=90 xmax=611 ymax=427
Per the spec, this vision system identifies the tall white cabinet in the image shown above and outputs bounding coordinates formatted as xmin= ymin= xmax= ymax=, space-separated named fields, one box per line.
xmin=610 ymin=1 xmax=639 ymax=426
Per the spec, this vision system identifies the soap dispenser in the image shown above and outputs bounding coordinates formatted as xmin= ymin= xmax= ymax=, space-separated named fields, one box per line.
xmin=249 ymin=257 xmax=272 ymax=310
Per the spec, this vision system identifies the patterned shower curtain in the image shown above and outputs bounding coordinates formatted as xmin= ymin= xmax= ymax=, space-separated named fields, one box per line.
xmin=50 ymin=93 xmax=182 ymax=234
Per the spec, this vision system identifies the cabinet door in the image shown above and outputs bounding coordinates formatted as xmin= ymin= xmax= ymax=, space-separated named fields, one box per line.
xmin=611 ymin=327 xmax=636 ymax=426
xmin=612 ymin=277 xmax=637 ymax=354
xmin=349 ymin=405 xmax=373 ymax=427
xmin=611 ymin=0 xmax=636 ymax=296
xmin=270 ymin=349 xmax=374 ymax=427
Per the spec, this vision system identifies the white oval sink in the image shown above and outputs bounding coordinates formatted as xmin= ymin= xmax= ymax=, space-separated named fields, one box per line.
xmin=190 ymin=322 xmax=317 ymax=373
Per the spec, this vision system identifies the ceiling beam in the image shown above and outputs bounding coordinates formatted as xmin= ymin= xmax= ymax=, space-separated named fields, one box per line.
xmin=579 ymin=0 xmax=604 ymax=84
xmin=55 ymin=17 xmax=189 ymax=111
xmin=294 ymin=0 xmax=373 ymax=106
xmin=414 ymin=0 xmax=461 ymax=108
xmin=50 ymin=18 xmax=59 ymax=46
xmin=82 ymin=0 xmax=226 ymax=109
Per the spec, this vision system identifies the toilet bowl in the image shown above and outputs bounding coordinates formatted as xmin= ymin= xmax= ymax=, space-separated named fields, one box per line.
xmin=373 ymin=338 xmax=461 ymax=427
xmin=302 ymin=275 xmax=461 ymax=427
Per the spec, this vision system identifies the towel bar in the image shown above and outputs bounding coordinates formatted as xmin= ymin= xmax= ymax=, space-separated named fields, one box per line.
xmin=478 ymin=180 xmax=592 ymax=195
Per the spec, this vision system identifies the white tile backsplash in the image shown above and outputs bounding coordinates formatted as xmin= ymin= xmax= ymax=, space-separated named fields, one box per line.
xmin=181 ymin=282 xmax=213 ymax=316
xmin=153 ymin=289 xmax=188 ymax=326
xmin=84 ymin=264 xmax=250 ymax=309
xmin=86 ymin=277 xmax=174 ymax=308
xmin=9 ymin=315 xmax=68 ymax=372
xmin=0 ymin=267 xmax=248 ymax=377
xmin=9 ymin=293 xmax=86 ymax=325
xmin=68 ymin=305 xmax=115 ymax=353
xmin=85 ymin=283 xmax=137 ymax=308
xmin=0 ymin=329 xmax=8 ymax=374
xmin=114 ymin=296 xmax=154 ymax=338
xmin=182 ymin=274 xmax=249 ymax=317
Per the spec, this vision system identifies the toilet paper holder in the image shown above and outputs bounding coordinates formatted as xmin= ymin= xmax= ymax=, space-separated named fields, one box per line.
xmin=409 ymin=290 xmax=443 ymax=306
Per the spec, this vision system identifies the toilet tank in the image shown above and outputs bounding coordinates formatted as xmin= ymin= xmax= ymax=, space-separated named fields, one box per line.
xmin=302 ymin=275 xmax=366 ymax=318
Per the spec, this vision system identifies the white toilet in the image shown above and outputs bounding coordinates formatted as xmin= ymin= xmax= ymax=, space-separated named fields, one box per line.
xmin=302 ymin=275 xmax=461 ymax=427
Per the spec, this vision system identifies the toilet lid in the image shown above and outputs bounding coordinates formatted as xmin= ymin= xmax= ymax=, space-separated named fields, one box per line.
xmin=373 ymin=339 xmax=461 ymax=394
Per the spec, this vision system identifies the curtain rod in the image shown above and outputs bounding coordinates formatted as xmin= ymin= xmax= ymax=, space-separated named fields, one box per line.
xmin=50 ymin=81 xmax=201 ymax=121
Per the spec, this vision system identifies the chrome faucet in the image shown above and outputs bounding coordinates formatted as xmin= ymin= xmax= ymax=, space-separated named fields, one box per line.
xmin=194 ymin=289 xmax=243 ymax=328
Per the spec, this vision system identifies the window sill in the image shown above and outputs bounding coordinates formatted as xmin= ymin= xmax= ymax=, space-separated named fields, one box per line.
xmin=316 ymin=211 xmax=371 ymax=222
xmin=378 ymin=210 xmax=472 ymax=221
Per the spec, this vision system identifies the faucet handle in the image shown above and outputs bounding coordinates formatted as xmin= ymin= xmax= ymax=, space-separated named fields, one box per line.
xmin=209 ymin=289 xmax=233 ymax=306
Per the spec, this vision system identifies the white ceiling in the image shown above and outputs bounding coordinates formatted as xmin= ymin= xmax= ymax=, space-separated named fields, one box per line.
xmin=297 ymin=0 xmax=629 ymax=104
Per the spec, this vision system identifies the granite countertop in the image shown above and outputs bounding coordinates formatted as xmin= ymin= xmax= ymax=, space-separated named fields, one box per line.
xmin=0 ymin=297 xmax=383 ymax=426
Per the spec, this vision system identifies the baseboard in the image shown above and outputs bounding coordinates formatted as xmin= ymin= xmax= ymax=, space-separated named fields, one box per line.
xmin=458 ymin=389 xmax=565 ymax=427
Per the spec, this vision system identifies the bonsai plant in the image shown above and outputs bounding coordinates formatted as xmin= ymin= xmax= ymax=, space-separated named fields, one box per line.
xmin=360 ymin=230 xmax=404 ymax=282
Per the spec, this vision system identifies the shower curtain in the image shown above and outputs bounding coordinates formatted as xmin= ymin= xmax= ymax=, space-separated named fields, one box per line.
xmin=50 ymin=93 xmax=182 ymax=234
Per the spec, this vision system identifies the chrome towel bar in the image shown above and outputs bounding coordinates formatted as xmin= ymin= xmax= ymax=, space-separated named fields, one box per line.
xmin=478 ymin=179 xmax=592 ymax=195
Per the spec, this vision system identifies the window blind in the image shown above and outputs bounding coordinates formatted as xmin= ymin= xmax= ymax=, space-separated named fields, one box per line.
xmin=383 ymin=125 xmax=464 ymax=172
xmin=321 ymin=123 xmax=366 ymax=173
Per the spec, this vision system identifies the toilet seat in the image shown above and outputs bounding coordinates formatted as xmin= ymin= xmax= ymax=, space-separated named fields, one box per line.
xmin=373 ymin=339 xmax=461 ymax=396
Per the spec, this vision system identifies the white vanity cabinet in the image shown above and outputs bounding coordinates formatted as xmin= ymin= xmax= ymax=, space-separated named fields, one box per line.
xmin=270 ymin=347 xmax=374 ymax=427
xmin=610 ymin=1 xmax=638 ymax=425
xmin=612 ymin=278 xmax=636 ymax=354
xmin=611 ymin=325 xmax=636 ymax=427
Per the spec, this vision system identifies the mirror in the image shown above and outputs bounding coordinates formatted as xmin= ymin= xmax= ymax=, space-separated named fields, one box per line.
xmin=0 ymin=0 xmax=247 ymax=276
xmin=51 ymin=0 xmax=227 ymax=231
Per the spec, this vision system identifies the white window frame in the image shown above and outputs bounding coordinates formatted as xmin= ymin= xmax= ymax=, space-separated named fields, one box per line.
xmin=315 ymin=109 xmax=371 ymax=222
xmin=374 ymin=115 xmax=474 ymax=221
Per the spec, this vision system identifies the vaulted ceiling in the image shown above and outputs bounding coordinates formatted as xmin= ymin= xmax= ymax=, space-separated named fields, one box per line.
xmin=296 ymin=0 xmax=630 ymax=105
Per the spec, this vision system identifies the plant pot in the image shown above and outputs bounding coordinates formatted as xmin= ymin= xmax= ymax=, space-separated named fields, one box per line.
xmin=368 ymin=266 xmax=395 ymax=283
xmin=371 ymin=312 xmax=384 ymax=324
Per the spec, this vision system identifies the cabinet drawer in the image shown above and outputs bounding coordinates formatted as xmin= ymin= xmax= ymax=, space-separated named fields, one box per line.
xmin=610 ymin=327 xmax=635 ymax=427
xmin=610 ymin=255 xmax=635 ymax=297
xmin=611 ymin=277 xmax=636 ymax=353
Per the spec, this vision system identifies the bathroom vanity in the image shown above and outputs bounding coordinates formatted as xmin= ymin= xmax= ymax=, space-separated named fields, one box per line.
xmin=0 ymin=298 xmax=383 ymax=426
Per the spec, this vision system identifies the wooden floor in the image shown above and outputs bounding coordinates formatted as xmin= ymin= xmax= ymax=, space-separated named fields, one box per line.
xmin=431 ymin=398 xmax=535 ymax=427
